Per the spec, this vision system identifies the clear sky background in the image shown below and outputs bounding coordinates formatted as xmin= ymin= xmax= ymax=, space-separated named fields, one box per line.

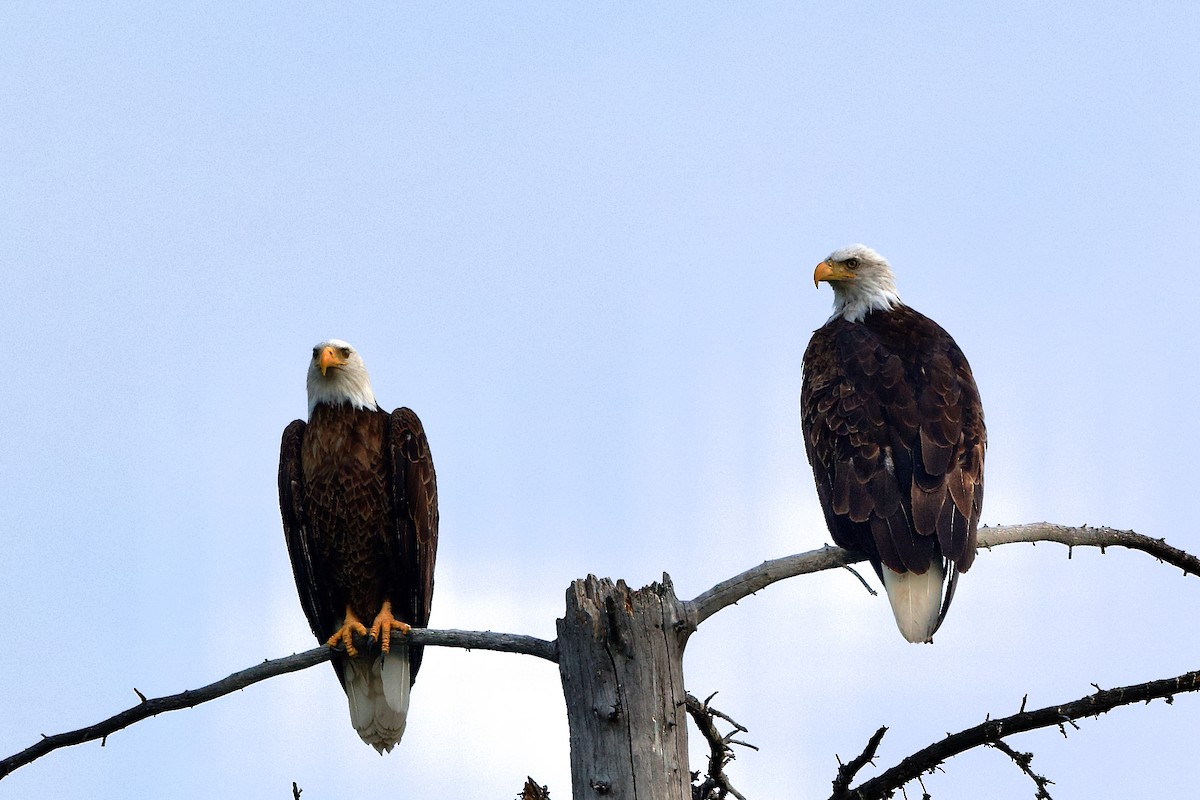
xmin=3 ymin=3 xmax=1199 ymax=798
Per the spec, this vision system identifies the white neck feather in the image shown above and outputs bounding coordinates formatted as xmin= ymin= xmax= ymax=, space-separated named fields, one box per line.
xmin=307 ymin=363 xmax=378 ymax=417
xmin=829 ymin=286 xmax=902 ymax=324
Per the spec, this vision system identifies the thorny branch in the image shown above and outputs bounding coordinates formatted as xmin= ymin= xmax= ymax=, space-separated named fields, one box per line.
xmin=831 ymin=668 xmax=1200 ymax=800
xmin=686 ymin=692 xmax=756 ymax=800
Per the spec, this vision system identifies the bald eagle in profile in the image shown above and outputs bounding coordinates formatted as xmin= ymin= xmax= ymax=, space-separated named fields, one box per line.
xmin=801 ymin=246 xmax=985 ymax=642
xmin=278 ymin=339 xmax=438 ymax=751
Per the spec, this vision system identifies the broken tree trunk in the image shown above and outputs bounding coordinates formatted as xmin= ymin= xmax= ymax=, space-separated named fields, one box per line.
xmin=556 ymin=574 xmax=693 ymax=800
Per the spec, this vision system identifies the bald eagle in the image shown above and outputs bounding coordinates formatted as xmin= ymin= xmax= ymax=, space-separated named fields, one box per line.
xmin=801 ymin=246 xmax=985 ymax=642
xmin=278 ymin=339 xmax=438 ymax=751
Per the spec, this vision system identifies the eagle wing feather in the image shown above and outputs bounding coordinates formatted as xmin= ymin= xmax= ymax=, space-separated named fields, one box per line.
xmin=386 ymin=407 xmax=439 ymax=683
xmin=801 ymin=306 xmax=985 ymax=579
xmin=278 ymin=419 xmax=342 ymax=673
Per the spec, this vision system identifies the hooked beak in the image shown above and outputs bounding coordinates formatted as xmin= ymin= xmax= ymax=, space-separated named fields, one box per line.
xmin=318 ymin=346 xmax=347 ymax=376
xmin=813 ymin=260 xmax=854 ymax=287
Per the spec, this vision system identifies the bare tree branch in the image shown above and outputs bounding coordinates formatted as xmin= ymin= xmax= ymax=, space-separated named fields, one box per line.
xmin=686 ymin=545 xmax=860 ymax=628
xmin=832 ymin=668 xmax=1200 ymax=800
xmin=685 ymin=523 xmax=1200 ymax=627
xmin=975 ymin=523 xmax=1200 ymax=577
xmin=686 ymin=692 xmax=754 ymax=800
xmin=0 ymin=627 xmax=555 ymax=780
xmin=410 ymin=627 xmax=558 ymax=661
xmin=830 ymin=726 xmax=888 ymax=797
xmin=4 ymin=523 xmax=1195 ymax=784
xmin=986 ymin=739 xmax=1054 ymax=799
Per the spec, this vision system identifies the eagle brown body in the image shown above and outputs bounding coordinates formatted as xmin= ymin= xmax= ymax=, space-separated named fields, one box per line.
xmin=801 ymin=246 xmax=984 ymax=642
xmin=278 ymin=340 xmax=438 ymax=751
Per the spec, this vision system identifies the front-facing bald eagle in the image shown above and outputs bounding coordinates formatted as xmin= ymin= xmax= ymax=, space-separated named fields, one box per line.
xmin=801 ymin=246 xmax=985 ymax=643
xmin=278 ymin=339 xmax=438 ymax=751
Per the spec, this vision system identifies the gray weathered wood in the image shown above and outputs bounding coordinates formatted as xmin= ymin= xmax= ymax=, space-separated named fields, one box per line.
xmin=557 ymin=574 xmax=692 ymax=800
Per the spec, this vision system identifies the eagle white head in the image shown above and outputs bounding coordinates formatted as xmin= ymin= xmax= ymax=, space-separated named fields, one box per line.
xmin=306 ymin=339 xmax=378 ymax=417
xmin=814 ymin=244 xmax=902 ymax=323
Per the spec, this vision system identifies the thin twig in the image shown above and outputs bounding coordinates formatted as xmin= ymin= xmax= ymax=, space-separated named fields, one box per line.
xmin=841 ymin=563 xmax=879 ymax=596
xmin=987 ymin=739 xmax=1054 ymax=799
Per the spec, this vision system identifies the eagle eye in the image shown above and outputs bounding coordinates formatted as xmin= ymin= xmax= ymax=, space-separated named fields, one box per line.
xmin=339 ymin=347 xmax=351 ymax=359
xmin=312 ymin=347 xmax=320 ymax=360
xmin=845 ymin=257 xmax=861 ymax=270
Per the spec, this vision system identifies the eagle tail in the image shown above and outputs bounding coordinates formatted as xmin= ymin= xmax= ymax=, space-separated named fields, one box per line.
xmin=880 ymin=560 xmax=946 ymax=643
xmin=343 ymin=647 xmax=411 ymax=753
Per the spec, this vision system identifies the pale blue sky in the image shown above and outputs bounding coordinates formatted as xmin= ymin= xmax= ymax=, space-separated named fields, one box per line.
xmin=3 ymin=3 xmax=1199 ymax=798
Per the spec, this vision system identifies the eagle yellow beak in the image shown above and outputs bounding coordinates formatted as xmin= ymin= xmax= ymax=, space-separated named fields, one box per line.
xmin=813 ymin=260 xmax=854 ymax=287
xmin=318 ymin=346 xmax=347 ymax=376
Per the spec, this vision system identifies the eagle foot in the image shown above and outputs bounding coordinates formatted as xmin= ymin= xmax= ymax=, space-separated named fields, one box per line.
xmin=368 ymin=600 xmax=412 ymax=654
xmin=326 ymin=608 xmax=369 ymax=657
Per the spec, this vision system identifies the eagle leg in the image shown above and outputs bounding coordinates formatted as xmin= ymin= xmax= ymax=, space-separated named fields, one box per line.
xmin=368 ymin=600 xmax=411 ymax=655
xmin=326 ymin=607 xmax=369 ymax=657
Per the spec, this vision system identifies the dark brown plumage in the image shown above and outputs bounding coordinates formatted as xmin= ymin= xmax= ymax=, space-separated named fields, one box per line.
xmin=278 ymin=340 xmax=438 ymax=751
xmin=801 ymin=246 xmax=984 ymax=642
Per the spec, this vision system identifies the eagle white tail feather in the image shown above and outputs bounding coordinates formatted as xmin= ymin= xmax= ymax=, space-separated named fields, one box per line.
xmin=342 ymin=646 xmax=411 ymax=754
xmin=880 ymin=562 xmax=946 ymax=644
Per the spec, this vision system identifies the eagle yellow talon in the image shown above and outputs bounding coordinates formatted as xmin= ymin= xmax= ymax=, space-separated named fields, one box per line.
xmin=368 ymin=600 xmax=412 ymax=654
xmin=326 ymin=607 xmax=369 ymax=657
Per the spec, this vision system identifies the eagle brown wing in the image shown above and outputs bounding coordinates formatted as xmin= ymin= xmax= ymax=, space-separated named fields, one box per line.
xmin=385 ymin=407 xmax=439 ymax=683
xmin=801 ymin=306 xmax=985 ymax=580
xmin=278 ymin=419 xmax=341 ymax=650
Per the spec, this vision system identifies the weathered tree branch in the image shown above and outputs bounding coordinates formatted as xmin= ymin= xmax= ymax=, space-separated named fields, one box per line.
xmin=829 ymin=726 xmax=888 ymax=797
xmin=4 ymin=523 xmax=1196 ymax=788
xmin=0 ymin=627 xmax=555 ymax=780
xmin=685 ymin=522 xmax=1200 ymax=627
xmin=975 ymin=523 xmax=1200 ymax=577
xmin=686 ymin=691 xmax=754 ymax=800
xmin=831 ymin=667 xmax=1200 ymax=800
xmin=0 ymin=646 xmax=330 ymax=780
xmin=685 ymin=544 xmax=859 ymax=628
xmin=411 ymin=627 xmax=559 ymax=662
xmin=987 ymin=739 xmax=1054 ymax=799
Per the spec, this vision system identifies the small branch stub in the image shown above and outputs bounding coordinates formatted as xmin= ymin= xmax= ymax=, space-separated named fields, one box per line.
xmin=519 ymin=776 xmax=552 ymax=800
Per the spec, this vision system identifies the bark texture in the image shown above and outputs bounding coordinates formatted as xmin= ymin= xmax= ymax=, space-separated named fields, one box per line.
xmin=557 ymin=575 xmax=692 ymax=800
